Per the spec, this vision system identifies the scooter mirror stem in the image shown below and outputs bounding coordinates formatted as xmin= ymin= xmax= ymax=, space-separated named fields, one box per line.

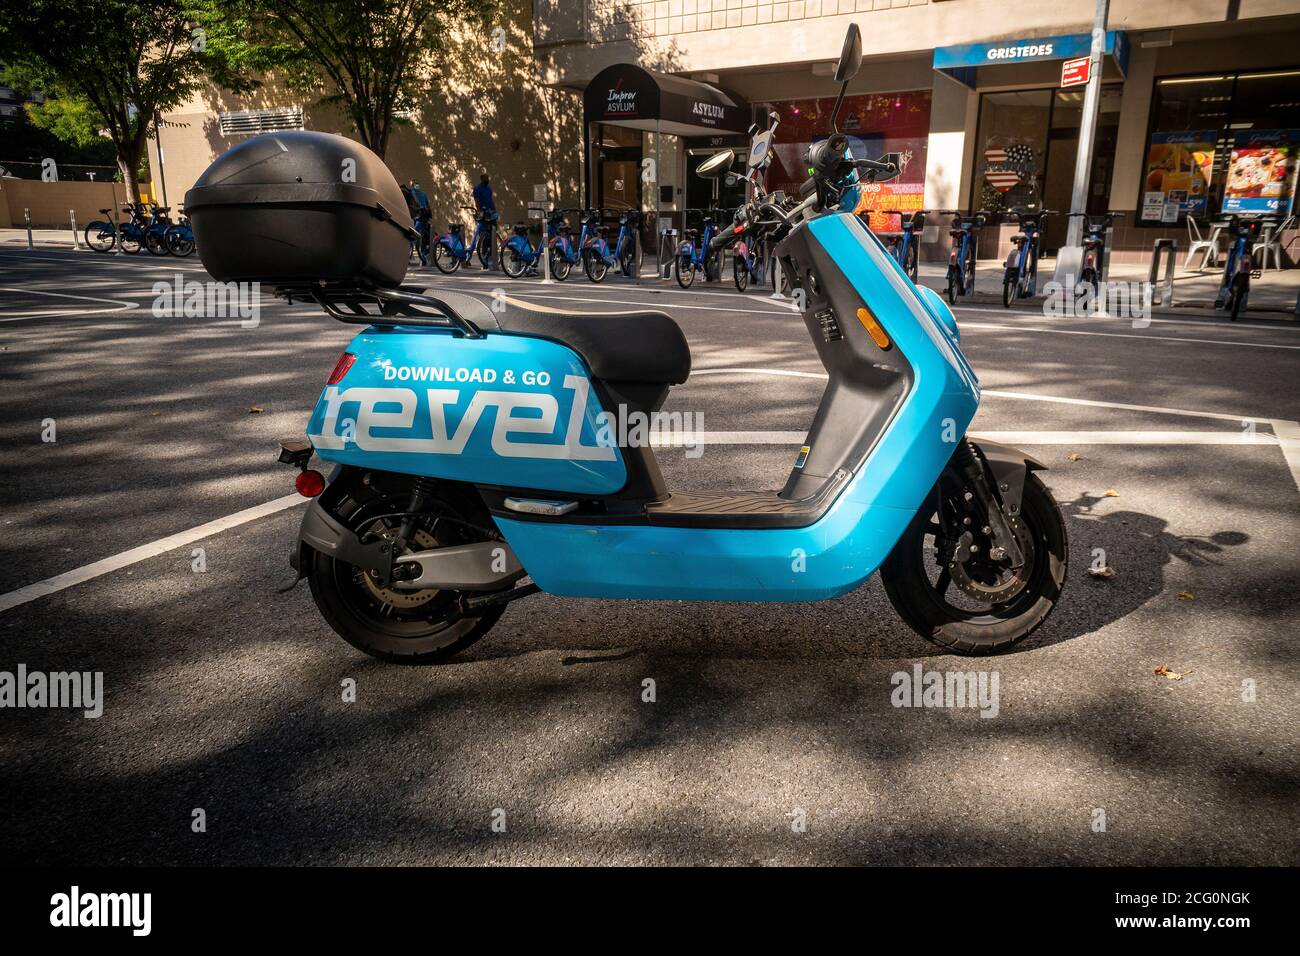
xmin=829 ymin=80 xmax=849 ymax=135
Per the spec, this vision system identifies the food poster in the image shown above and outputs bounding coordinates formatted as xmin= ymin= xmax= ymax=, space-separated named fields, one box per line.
xmin=1222 ymin=129 xmax=1299 ymax=215
xmin=1141 ymin=131 xmax=1215 ymax=221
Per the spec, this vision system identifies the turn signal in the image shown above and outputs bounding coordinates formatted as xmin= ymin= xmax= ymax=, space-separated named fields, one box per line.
xmin=295 ymin=469 xmax=326 ymax=498
xmin=856 ymin=307 xmax=892 ymax=350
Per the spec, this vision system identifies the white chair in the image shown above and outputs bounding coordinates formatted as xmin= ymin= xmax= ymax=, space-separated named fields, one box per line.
xmin=1184 ymin=216 xmax=1221 ymax=272
xmin=1257 ymin=214 xmax=1294 ymax=273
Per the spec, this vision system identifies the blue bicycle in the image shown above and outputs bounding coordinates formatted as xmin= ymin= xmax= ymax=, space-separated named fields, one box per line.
xmin=674 ymin=208 xmax=724 ymax=288
xmin=84 ymin=203 xmax=155 ymax=255
xmin=499 ymin=209 xmax=568 ymax=279
xmin=433 ymin=206 xmax=499 ymax=274
xmin=582 ymin=208 xmax=643 ymax=282
xmin=1213 ymin=214 xmax=1277 ymax=321
xmin=943 ymin=211 xmax=988 ymax=305
xmin=164 ymin=206 xmax=196 ymax=257
xmin=1002 ymin=209 xmax=1054 ymax=307
xmin=877 ymin=209 xmax=926 ymax=283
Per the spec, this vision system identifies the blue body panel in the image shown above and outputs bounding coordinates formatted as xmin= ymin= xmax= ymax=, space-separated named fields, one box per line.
xmin=495 ymin=212 xmax=980 ymax=601
xmin=307 ymin=327 xmax=627 ymax=496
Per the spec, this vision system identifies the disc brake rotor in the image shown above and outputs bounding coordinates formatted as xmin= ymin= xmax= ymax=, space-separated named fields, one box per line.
xmin=948 ymin=515 xmax=1036 ymax=604
xmin=357 ymin=527 xmax=439 ymax=609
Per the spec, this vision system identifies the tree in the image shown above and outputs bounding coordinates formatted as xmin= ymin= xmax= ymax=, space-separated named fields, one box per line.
xmin=0 ymin=0 xmax=226 ymax=198
xmin=189 ymin=0 xmax=495 ymax=159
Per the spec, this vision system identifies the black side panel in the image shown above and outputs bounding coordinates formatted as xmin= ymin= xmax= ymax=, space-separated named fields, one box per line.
xmin=773 ymin=219 xmax=913 ymax=500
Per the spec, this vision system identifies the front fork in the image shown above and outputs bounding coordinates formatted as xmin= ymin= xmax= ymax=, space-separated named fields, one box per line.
xmin=949 ymin=438 xmax=1026 ymax=569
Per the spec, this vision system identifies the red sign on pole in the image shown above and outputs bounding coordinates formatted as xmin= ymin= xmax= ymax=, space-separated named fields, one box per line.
xmin=1061 ymin=56 xmax=1091 ymax=88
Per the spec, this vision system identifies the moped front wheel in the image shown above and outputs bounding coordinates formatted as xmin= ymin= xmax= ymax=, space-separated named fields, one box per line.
xmin=880 ymin=472 xmax=1068 ymax=655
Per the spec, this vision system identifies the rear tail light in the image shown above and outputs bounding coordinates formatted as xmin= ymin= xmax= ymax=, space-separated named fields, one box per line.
xmin=326 ymin=351 xmax=356 ymax=385
xmin=295 ymin=469 xmax=326 ymax=498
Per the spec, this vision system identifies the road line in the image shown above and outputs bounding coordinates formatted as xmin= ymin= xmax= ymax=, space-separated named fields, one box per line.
xmin=0 ymin=494 xmax=306 ymax=614
xmin=958 ymin=319 xmax=1300 ymax=350
xmin=952 ymin=303 xmax=1300 ymax=334
xmin=486 ymin=290 xmax=792 ymax=316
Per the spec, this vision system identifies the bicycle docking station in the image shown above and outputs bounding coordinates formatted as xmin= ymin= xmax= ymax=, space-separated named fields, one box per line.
xmin=1149 ymin=238 xmax=1177 ymax=307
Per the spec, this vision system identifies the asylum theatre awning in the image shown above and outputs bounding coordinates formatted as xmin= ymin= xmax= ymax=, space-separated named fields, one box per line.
xmin=583 ymin=64 xmax=751 ymax=137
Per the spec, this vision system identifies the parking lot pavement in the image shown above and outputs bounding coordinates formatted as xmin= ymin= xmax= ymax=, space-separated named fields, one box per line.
xmin=1 ymin=250 xmax=1298 ymax=865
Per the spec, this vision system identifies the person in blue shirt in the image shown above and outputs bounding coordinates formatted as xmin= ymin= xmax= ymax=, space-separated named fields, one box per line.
xmin=471 ymin=172 xmax=498 ymax=268
xmin=472 ymin=172 xmax=495 ymax=214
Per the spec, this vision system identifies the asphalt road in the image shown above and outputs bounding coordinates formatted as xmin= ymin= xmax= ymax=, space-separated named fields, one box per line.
xmin=1 ymin=248 xmax=1298 ymax=865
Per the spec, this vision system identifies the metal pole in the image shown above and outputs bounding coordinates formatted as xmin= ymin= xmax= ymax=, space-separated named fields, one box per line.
xmin=153 ymin=110 xmax=168 ymax=208
xmin=24 ymin=208 xmax=34 ymax=250
xmin=1054 ymin=0 xmax=1110 ymax=285
xmin=656 ymin=121 xmax=666 ymax=279
xmin=540 ymin=202 xmax=554 ymax=285
xmin=70 ymin=209 xmax=80 ymax=249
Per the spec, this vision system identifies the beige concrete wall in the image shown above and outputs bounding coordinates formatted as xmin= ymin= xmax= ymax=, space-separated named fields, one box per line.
xmin=157 ymin=0 xmax=583 ymax=233
xmin=0 ymin=179 xmax=133 ymax=229
xmin=543 ymin=0 xmax=1300 ymax=84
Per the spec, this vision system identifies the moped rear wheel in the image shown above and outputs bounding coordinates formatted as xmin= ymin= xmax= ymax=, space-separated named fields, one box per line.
xmin=307 ymin=478 xmax=507 ymax=665
xmin=881 ymin=472 xmax=1068 ymax=655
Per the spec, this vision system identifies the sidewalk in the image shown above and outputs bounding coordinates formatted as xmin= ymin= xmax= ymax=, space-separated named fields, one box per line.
xmin=916 ymin=257 xmax=1300 ymax=319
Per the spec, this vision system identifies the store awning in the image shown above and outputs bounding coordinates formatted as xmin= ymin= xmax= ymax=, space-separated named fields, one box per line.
xmin=934 ymin=31 xmax=1129 ymax=86
xmin=583 ymin=64 xmax=751 ymax=137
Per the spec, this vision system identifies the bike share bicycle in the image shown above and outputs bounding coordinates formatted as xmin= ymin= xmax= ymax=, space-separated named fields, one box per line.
xmin=873 ymin=209 xmax=926 ymax=283
xmin=1213 ymin=214 xmax=1278 ymax=321
xmin=85 ymin=203 xmax=169 ymax=255
xmin=1002 ymin=208 xmax=1054 ymax=307
xmin=164 ymin=206 xmax=197 ymax=257
xmin=499 ymin=207 xmax=568 ymax=278
xmin=582 ymin=208 xmax=643 ymax=282
xmin=1066 ymin=211 xmax=1123 ymax=303
xmin=432 ymin=206 xmax=499 ymax=274
xmin=186 ymin=34 xmax=1067 ymax=663
xmin=674 ymin=208 xmax=726 ymax=288
xmin=940 ymin=210 xmax=988 ymax=305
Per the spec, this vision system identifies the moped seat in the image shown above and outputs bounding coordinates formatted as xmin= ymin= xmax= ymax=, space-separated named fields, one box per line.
xmin=492 ymin=296 xmax=690 ymax=385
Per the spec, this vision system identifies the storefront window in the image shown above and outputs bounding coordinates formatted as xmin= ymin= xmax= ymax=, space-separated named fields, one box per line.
xmin=1140 ymin=71 xmax=1300 ymax=223
xmin=972 ymin=90 xmax=1051 ymax=217
xmin=766 ymin=90 xmax=931 ymax=229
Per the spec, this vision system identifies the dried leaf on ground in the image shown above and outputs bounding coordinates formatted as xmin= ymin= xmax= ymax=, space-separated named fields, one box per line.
xmin=1067 ymin=452 xmax=1082 ymax=462
xmin=1154 ymin=664 xmax=1191 ymax=681
xmin=249 ymin=406 xmax=265 ymax=414
xmin=1087 ymin=565 xmax=1116 ymax=579
xmin=1103 ymin=489 xmax=1120 ymax=497
xmin=1178 ymin=591 xmax=1195 ymax=601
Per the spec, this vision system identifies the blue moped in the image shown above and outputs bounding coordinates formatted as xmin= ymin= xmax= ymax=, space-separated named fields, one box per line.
xmin=271 ymin=25 xmax=1068 ymax=663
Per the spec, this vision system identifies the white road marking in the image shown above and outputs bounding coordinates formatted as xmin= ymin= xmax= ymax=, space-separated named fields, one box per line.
xmin=958 ymin=319 xmax=1300 ymax=351
xmin=413 ymin=270 xmax=797 ymax=310
xmin=489 ymin=290 xmax=791 ymax=315
xmin=0 ymin=494 xmax=306 ymax=614
xmin=0 ymin=286 xmax=137 ymax=321
xmin=953 ymin=303 xmax=1300 ymax=334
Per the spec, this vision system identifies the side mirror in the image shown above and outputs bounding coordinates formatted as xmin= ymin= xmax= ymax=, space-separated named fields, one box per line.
xmin=696 ymin=148 xmax=735 ymax=178
xmin=835 ymin=23 xmax=863 ymax=83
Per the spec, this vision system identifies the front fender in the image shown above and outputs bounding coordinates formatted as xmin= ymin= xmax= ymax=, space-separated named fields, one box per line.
xmin=971 ymin=439 xmax=1047 ymax=518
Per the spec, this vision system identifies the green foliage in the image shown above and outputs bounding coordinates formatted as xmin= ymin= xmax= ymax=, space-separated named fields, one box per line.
xmin=188 ymin=0 xmax=497 ymax=157
xmin=0 ymin=0 xmax=216 ymax=190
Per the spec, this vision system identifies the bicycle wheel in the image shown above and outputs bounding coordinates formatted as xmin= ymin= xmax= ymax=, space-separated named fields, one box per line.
xmin=550 ymin=248 xmax=571 ymax=281
xmin=584 ymin=251 xmax=608 ymax=283
xmin=165 ymin=227 xmax=195 ymax=257
xmin=476 ymin=232 xmax=494 ymax=269
xmin=619 ymin=238 xmax=641 ymax=277
xmin=119 ymin=231 xmax=142 ymax=254
xmin=1229 ymin=273 xmax=1249 ymax=321
xmin=904 ymin=243 xmax=919 ymax=283
xmin=432 ymin=242 xmax=461 ymax=274
xmin=963 ymin=250 xmax=976 ymax=297
xmin=946 ymin=266 xmax=959 ymax=305
xmin=145 ymin=230 xmax=170 ymax=256
xmin=733 ymin=257 xmax=750 ymax=292
xmin=1002 ymin=277 xmax=1016 ymax=308
xmin=705 ymin=253 xmax=721 ymax=283
xmin=84 ymin=222 xmax=115 ymax=253
xmin=501 ymin=243 xmax=528 ymax=279
xmin=674 ymin=255 xmax=696 ymax=289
